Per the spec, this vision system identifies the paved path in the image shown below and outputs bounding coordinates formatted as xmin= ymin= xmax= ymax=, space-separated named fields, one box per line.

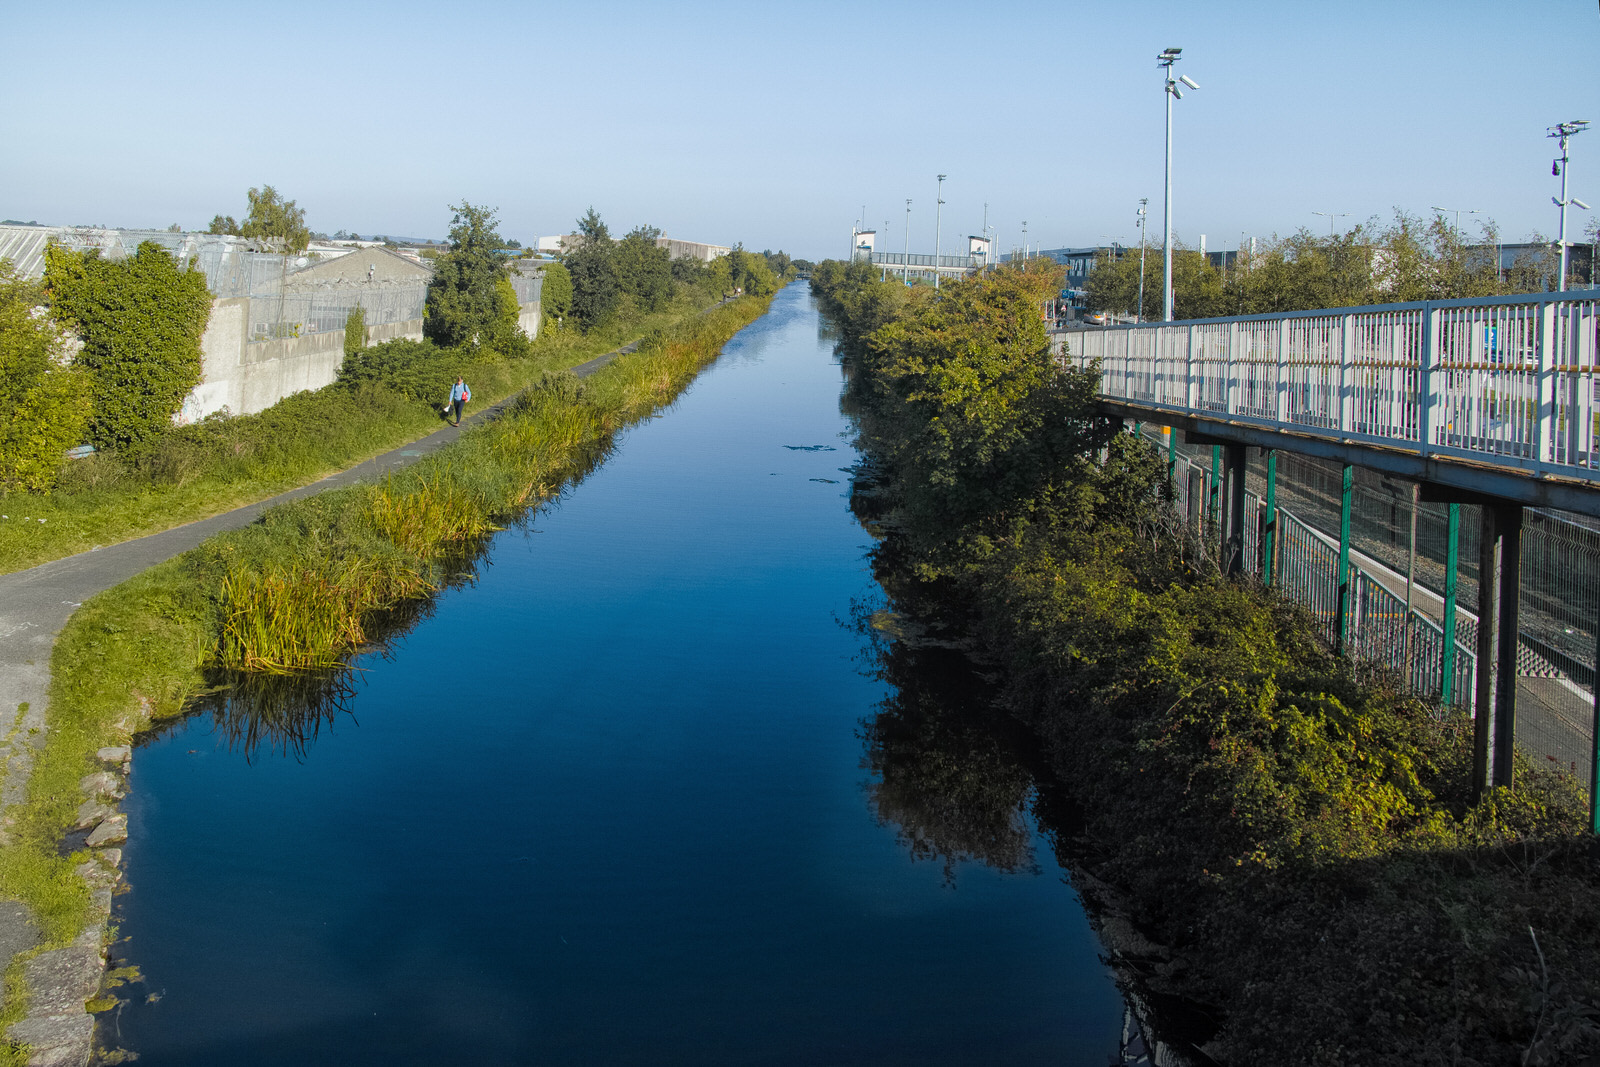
xmin=0 ymin=340 xmax=641 ymax=1050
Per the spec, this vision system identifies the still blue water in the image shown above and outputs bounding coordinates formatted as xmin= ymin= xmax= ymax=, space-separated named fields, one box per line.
xmin=111 ymin=285 xmax=1127 ymax=1064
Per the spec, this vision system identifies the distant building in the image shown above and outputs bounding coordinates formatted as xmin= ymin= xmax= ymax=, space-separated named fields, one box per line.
xmin=656 ymin=237 xmax=731 ymax=262
xmin=849 ymin=229 xmax=876 ymax=263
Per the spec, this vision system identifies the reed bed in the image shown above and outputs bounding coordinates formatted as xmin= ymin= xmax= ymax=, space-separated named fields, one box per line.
xmin=368 ymin=472 xmax=497 ymax=558
xmin=218 ymin=555 xmax=433 ymax=673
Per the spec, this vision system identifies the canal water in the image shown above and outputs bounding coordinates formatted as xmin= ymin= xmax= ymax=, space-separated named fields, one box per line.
xmin=110 ymin=284 xmax=1129 ymax=1064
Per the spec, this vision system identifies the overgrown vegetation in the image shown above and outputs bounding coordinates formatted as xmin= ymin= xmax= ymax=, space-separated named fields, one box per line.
xmin=43 ymin=241 xmax=211 ymax=459
xmin=1087 ymin=210 xmax=1576 ymax=320
xmin=817 ymin=258 xmax=1600 ymax=1065
xmin=0 ymin=264 xmax=91 ymax=493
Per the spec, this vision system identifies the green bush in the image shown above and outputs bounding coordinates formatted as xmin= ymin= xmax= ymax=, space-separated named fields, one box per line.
xmin=45 ymin=241 xmax=211 ymax=458
xmin=0 ymin=262 xmax=91 ymax=493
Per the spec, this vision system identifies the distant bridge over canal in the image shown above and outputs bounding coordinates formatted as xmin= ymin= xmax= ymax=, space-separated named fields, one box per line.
xmin=1058 ymin=288 xmax=1600 ymax=830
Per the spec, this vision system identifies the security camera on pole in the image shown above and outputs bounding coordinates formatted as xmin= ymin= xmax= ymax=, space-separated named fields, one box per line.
xmin=1550 ymin=119 xmax=1591 ymax=291
xmin=1158 ymin=47 xmax=1199 ymax=322
xmin=934 ymin=174 xmax=947 ymax=291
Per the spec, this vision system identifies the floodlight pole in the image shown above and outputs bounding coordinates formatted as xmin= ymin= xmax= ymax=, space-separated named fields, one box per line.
xmin=1158 ymin=47 xmax=1194 ymax=323
xmin=934 ymin=174 xmax=946 ymax=290
xmin=1551 ymin=120 xmax=1590 ymax=291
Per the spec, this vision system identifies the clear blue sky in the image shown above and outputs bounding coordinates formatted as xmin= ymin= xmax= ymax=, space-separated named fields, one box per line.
xmin=2 ymin=0 xmax=1594 ymax=261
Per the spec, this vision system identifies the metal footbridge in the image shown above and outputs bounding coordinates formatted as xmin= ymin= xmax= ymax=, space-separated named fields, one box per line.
xmin=1058 ymin=289 xmax=1600 ymax=827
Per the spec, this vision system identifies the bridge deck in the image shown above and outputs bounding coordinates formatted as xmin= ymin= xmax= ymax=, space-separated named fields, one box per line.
xmin=1060 ymin=289 xmax=1600 ymax=517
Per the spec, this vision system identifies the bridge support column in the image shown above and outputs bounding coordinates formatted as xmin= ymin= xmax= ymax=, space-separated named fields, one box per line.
xmin=1166 ymin=427 xmax=1177 ymax=487
xmin=1222 ymin=444 xmax=1247 ymax=575
xmin=1473 ymin=503 xmax=1523 ymax=797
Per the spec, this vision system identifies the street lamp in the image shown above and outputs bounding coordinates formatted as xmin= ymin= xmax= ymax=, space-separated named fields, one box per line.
xmin=1159 ymin=46 xmax=1199 ymax=322
xmin=1021 ymin=220 xmax=1028 ymax=262
xmin=1429 ymin=206 xmax=1480 ymax=239
xmin=1312 ymin=211 xmax=1350 ymax=237
xmin=1136 ymin=199 xmax=1149 ymax=324
xmin=902 ymin=199 xmax=912 ymax=285
xmin=1550 ymin=120 xmax=1591 ymax=291
xmin=934 ymin=174 xmax=947 ymax=290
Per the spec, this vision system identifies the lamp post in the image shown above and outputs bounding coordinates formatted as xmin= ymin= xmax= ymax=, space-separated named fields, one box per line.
xmin=1430 ymin=206 xmax=1480 ymax=239
xmin=902 ymin=199 xmax=912 ymax=285
xmin=934 ymin=174 xmax=947 ymax=290
xmin=1159 ymin=47 xmax=1199 ymax=322
xmin=1312 ymin=211 xmax=1351 ymax=237
xmin=1136 ymin=199 xmax=1149 ymax=324
xmin=1550 ymin=120 xmax=1591 ymax=291
xmin=1021 ymin=220 xmax=1028 ymax=263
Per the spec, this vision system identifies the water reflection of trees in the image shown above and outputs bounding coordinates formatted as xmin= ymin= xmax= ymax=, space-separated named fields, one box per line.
xmin=861 ymin=636 xmax=1038 ymax=884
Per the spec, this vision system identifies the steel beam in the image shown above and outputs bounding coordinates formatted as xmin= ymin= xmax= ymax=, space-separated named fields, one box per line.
xmin=1096 ymin=399 xmax=1600 ymax=520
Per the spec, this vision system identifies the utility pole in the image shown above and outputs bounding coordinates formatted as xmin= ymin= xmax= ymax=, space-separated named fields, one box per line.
xmin=1550 ymin=120 xmax=1591 ymax=291
xmin=934 ymin=174 xmax=946 ymax=290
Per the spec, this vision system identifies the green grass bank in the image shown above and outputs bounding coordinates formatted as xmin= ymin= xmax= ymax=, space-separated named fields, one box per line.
xmin=0 ymin=291 xmax=775 ymax=1055
xmin=814 ymin=257 xmax=1600 ymax=1066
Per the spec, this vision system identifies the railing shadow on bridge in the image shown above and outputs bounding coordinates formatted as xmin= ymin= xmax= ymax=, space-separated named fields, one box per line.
xmin=1058 ymin=289 xmax=1600 ymax=833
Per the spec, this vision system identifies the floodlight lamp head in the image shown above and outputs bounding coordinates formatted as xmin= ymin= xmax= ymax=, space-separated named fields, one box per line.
xmin=1179 ymin=73 xmax=1200 ymax=90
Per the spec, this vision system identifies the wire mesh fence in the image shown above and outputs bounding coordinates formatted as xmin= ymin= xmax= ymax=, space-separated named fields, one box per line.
xmin=1135 ymin=426 xmax=1595 ymax=795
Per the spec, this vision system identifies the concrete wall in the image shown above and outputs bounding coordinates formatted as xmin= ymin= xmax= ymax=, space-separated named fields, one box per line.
xmin=181 ymin=298 xmax=424 ymax=422
xmin=517 ymin=300 xmax=541 ymax=340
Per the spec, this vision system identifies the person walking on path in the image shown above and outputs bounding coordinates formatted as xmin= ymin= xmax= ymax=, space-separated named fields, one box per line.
xmin=449 ymin=376 xmax=471 ymax=426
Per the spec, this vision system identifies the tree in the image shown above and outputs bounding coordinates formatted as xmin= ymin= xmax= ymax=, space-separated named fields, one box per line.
xmin=564 ymin=207 xmax=619 ymax=330
xmin=614 ymin=225 xmax=672 ymax=312
xmin=539 ymin=261 xmax=573 ymax=327
xmin=0 ymin=261 xmax=92 ymax=492
xmin=343 ymin=305 xmax=367 ymax=360
xmin=423 ymin=201 xmax=511 ymax=349
xmin=45 ymin=242 xmax=211 ymax=457
xmin=239 ymin=186 xmax=310 ymax=254
xmin=209 ymin=215 xmax=239 ymax=236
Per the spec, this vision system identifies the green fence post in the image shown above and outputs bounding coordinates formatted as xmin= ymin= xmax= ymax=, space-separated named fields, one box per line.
xmin=1262 ymin=451 xmax=1278 ymax=585
xmin=1334 ymin=464 xmax=1354 ymax=655
xmin=1441 ymin=503 xmax=1460 ymax=707
xmin=1209 ymin=444 xmax=1223 ymax=550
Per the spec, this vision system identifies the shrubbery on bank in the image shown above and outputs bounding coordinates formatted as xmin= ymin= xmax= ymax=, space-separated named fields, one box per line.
xmin=816 ymin=258 xmax=1600 ymax=1065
